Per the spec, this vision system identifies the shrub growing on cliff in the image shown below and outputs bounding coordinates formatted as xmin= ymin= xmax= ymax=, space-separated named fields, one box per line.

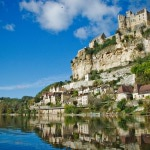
xmin=131 ymin=61 xmax=150 ymax=84
xmin=85 ymin=36 xmax=116 ymax=55
xmin=142 ymin=28 xmax=150 ymax=38
xmin=136 ymin=43 xmax=144 ymax=51
xmin=90 ymin=70 xmax=101 ymax=80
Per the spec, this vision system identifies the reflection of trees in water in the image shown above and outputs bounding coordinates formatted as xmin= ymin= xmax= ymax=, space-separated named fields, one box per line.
xmin=0 ymin=115 xmax=34 ymax=132
xmin=89 ymin=118 xmax=116 ymax=136
xmin=55 ymin=123 xmax=62 ymax=137
xmin=117 ymin=116 xmax=137 ymax=131
xmin=64 ymin=116 xmax=84 ymax=125
xmin=1 ymin=115 xmax=150 ymax=149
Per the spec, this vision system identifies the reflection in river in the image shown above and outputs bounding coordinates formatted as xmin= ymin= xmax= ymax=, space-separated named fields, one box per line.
xmin=0 ymin=115 xmax=150 ymax=150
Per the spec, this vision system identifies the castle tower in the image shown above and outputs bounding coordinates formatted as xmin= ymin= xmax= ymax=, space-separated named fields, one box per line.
xmin=118 ymin=15 xmax=126 ymax=29
xmin=118 ymin=8 xmax=150 ymax=31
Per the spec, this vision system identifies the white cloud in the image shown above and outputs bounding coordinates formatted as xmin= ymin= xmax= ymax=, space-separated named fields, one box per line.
xmin=74 ymin=27 xmax=89 ymax=39
xmin=0 ymin=75 xmax=69 ymax=91
xmin=20 ymin=0 xmax=121 ymax=38
xmin=3 ymin=24 xmax=15 ymax=31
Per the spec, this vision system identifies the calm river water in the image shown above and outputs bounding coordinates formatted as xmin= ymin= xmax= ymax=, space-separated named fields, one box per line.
xmin=0 ymin=115 xmax=150 ymax=150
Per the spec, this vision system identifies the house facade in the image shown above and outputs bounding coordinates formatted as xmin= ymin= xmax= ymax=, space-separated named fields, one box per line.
xmin=133 ymin=84 xmax=150 ymax=100
xmin=117 ymin=84 xmax=150 ymax=101
xmin=117 ymin=85 xmax=133 ymax=101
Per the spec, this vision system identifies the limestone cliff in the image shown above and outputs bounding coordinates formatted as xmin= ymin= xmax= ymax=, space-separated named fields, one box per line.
xmin=71 ymin=37 xmax=150 ymax=80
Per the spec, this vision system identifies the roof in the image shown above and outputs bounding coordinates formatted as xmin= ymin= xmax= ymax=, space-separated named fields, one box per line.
xmin=133 ymin=84 xmax=150 ymax=94
xmin=90 ymin=33 xmax=106 ymax=42
xmin=142 ymin=134 xmax=150 ymax=144
xmin=139 ymin=84 xmax=150 ymax=94
xmin=117 ymin=85 xmax=133 ymax=94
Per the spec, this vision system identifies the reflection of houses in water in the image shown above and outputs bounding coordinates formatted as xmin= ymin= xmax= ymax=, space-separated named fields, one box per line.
xmin=78 ymin=122 xmax=91 ymax=142
xmin=38 ymin=123 xmax=63 ymax=145
xmin=119 ymin=133 xmax=150 ymax=150
xmin=117 ymin=122 xmax=150 ymax=150
xmin=32 ymin=115 xmax=150 ymax=149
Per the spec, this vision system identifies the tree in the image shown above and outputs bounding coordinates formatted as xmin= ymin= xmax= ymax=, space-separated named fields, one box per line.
xmin=117 ymin=99 xmax=127 ymax=111
xmin=93 ymin=79 xmax=103 ymax=87
xmin=131 ymin=61 xmax=150 ymax=84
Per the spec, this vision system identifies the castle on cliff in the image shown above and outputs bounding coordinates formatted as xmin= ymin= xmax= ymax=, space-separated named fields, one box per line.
xmin=89 ymin=8 xmax=150 ymax=48
xmin=71 ymin=8 xmax=150 ymax=81
xmin=118 ymin=8 xmax=150 ymax=30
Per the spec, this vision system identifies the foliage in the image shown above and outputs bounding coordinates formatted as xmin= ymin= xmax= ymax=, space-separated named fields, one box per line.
xmin=88 ymin=95 xmax=101 ymax=111
xmin=117 ymin=99 xmax=127 ymax=111
xmin=88 ymin=94 xmax=114 ymax=112
xmin=64 ymin=105 xmax=82 ymax=114
xmin=123 ymin=35 xmax=134 ymax=42
xmin=124 ymin=106 xmax=137 ymax=113
xmin=133 ymin=54 xmax=150 ymax=64
xmin=136 ymin=43 xmax=144 ymax=51
xmin=90 ymin=70 xmax=101 ymax=80
xmin=138 ymin=100 xmax=143 ymax=106
xmin=142 ymin=28 xmax=150 ymax=38
xmin=71 ymin=90 xmax=78 ymax=97
xmin=0 ymin=97 xmax=33 ymax=115
xmin=64 ymin=116 xmax=83 ymax=125
xmin=93 ymin=79 xmax=103 ymax=87
xmin=143 ymin=101 xmax=150 ymax=114
xmin=118 ymin=118 xmax=128 ymax=131
xmin=85 ymin=36 xmax=116 ymax=55
xmin=131 ymin=61 xmax=150 ymax=84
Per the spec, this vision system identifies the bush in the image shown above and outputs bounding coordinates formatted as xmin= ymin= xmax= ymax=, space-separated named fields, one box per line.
xmin=138 ymin=100 xmax=143 ymax=105
xmin=131 ymin=61 xmax=150 ymax=84
xmin=90 ymin=70 xmax=101 ymax=80
xmin=124 ymin=106 xmax=136 ymax=113
xmin=136 ymin=43 xmax=144 ymax=51
xmin=142 ymin=28 xmax=150 ymax=38
xmin=85 ymin=36 xmax=116 ymax=55
xmin=117 ymin=99 xmax=127 ymax=111
xmin=64 ymin=105 xmax=82 ymax=114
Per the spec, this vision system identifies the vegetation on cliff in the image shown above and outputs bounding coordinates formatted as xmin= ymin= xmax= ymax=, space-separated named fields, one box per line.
xmin=131 ymin=54 xmax=150 ymax=84
xmin=85 ymin=36 xmax=116 ymax=55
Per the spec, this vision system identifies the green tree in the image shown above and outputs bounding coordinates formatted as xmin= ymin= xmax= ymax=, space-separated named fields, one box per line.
xmin=131 ymin=61 xmax=150 ymax=84
xmin=117 ymin=99 xmax=127 ymax=111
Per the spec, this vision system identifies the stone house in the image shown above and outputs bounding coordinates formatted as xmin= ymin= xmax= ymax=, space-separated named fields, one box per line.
xmin=40 ymin=86 xmax=67 ymax=106
xmin=76 ymin=94 xmax=88 ymax=106
xmin=133 ymin=84 xmax=150 ymax=100
xmin=41 ymin=92 xmax=52 ymax=105
xmin=117 ymin=85 xmax=133 ymax=101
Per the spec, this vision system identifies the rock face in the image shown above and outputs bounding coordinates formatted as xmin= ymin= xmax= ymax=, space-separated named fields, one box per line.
xmin=71 ymin=38 xmax=150 ymax=80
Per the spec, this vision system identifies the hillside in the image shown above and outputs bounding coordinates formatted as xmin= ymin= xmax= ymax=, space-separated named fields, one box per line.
xmin=71 ymin=28 xmax=150 ymax=81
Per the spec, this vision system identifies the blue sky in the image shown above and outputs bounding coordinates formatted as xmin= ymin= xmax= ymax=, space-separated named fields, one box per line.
xmin=0 ymin=0 xmax=150 ymax=98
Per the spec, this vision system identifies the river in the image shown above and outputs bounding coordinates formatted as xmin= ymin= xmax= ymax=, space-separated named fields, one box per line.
xmin=0 ymin=115 xmax=150 ymax=150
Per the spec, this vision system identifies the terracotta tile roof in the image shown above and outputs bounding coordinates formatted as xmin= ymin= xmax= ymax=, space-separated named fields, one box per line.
xmin=133 ymin=84 xmax=141 ymax=93
xmin=142 ymin=134 xmax=150 ymax=144
xmin=139 ymin=84 xmax=150 ymax=94
xmin=117 ymin=85 xmax=133 ymax=94
xmin=133 ymin=84 xmax=150 ymax=94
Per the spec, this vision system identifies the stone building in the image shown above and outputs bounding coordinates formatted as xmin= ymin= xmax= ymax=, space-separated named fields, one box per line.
xmin=89 ymin=33 xmax=106 ymax=48
xmin=118 ymin=8 xmax=150 ymax=30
